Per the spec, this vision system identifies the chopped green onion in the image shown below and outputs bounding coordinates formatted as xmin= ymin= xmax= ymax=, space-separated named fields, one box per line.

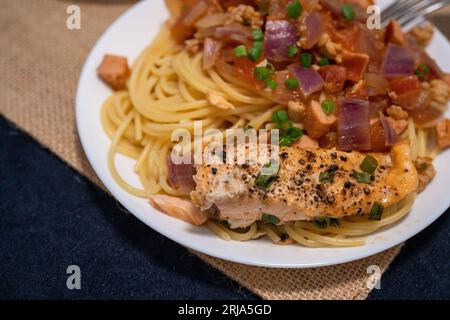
xmin=287 ymin=0 xmax=302 ymax=19
xmin=415 ymin=63 xmax=429 ymax=80
xmin=287 ymin=126 xmax=302 ymax=139
xmin=253 ymin=40 xmax=264 ymax=50
xmin=312 ymin=217 xmax=331 ymax=229
xmin=272 ymin=111 xmax=302 ymax=146
xmin=368 ymin=202 xmax=384 ymax=220
xmin=234 ymin=45 xmax=247 ymax=57
xmin=284 ymin=78 xmax=299 ymax=90
xmin=280 ymin=134 xmax=294 ymax=147
xmin=321 ymin=100 xmax=334 ymax=115
xmin=262 ymin=213 xmax=280 ymax=224
xmin=352 ymin=170 xmax=372 ymax=184
xmin=266 ymin=61 xmax=276 ymax=74
xmin=254 ymin=66 xmax=270 ymax=80
xmin=360 ymin=155 xmax=378 ymax=174
xmin=255 ymin=163 xmax=279 ymax=189
xmin=252 ymin=28 xmax=264 ymax=41
xmin=288 ymin=44 xmax=299 ymax=57
xmin=319 ymin=171 xmax=334 ymax=184
xmin=312 ymin=217 xmax=340 ymax=229
xmin=278 ymin=120 xmax=293 ymax=131
xmin=265 ymin=78 xmax=278 ymax=89
xmin=248 ymin=47 xmax=262 ymax=61
xmin=341 ymin=4 xmax=356 ymax=21
xmin=300 ymin=53 xmax=312 ymax=68
xmin=273 ymin=110 xmax=292 ymax=130
xmin=272 ymin=110 xmax=289 ymax=122
xmin=319 ymin=56 xmax=330 ymax=66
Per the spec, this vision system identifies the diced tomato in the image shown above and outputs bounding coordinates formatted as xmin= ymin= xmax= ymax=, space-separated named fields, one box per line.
xmin=356 ymin=25 xmax=385 ymax=73
xmin=341 ymin=52 xmax=369 ymax=82
xmin=330 ymin=25 xmax=359 ymax=53
xmin=411 ymin=107 xmax=442 ymax=128
xmin=271 ymin=70 xmax=301 ymax=104
xmin=267 ymin=0 xmax=290 ymax=20
xmin=409 ymin=90 xmax=442 ymax=128
xmin=171 ymin=16 xmax=196 ymax=42
xmin=318 ymin=65 xmax=347 ymax=94
xmin=170 ymin=0 xmax=208 ymax=43
xmin=388 ymin=76 xmax=421 ymax=109
xmin=385 ymin=20 xmax=404 ymax=45
xmin=369 ymin=117 xmax=389 ymax=152
xmin=215 ymin=48 xmax=265 ymax=91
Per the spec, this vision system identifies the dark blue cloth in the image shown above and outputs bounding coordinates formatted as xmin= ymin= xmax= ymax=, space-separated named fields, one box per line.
xmin=0 ymin=115 xmax=448 ymax=299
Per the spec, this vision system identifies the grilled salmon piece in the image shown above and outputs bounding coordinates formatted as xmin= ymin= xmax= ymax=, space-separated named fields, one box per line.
xmin=190 ymin=140 xmax=418 ymax=228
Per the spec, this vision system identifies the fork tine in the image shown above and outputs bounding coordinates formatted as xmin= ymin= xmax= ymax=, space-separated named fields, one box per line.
xmin=395 ymin=0 xmax=445 ymax=25
xmin=381 ymin=0 xmax=422 ymax=23
xmin=400 ymin=0 xmax=450 ymax=29
xmin=381 ymin=0 xmax=450 ymax=29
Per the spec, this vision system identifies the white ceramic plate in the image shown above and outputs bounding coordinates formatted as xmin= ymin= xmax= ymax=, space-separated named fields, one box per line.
xmin=76 ymin=0 xmax=450 ymax=268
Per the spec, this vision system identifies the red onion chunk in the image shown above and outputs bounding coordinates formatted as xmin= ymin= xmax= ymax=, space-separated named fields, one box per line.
xmin=183 ymin=1 xmax=208 ymax=25
xmin=290 ymin=65 xmax=324 ymax=97
xmin=379 ymin=113 xmax=399 ymax=146
xmin=214 ymin=23 xmax=252 ymax=43
xmin=301 ymin=11 xmax=325 ymax=49
xmin=264 ymin=20 xmax=297 ymax=62
xmin=381 ymin=44 xmax=416 ymax=78
xmin=166 ymin=156 xmax=196 ymax=193
xmin=203 ymin=37 xmax=222 ymax=69
xmin=338 ymin=98 xmax=371 ymax=151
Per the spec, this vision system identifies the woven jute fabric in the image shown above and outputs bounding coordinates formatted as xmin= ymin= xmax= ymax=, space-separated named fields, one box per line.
xmin=0 ymin=0 xmax=402 ymax=300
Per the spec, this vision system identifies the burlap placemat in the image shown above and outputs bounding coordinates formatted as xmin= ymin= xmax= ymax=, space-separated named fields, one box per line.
xmin=0 ymin=0 xmax=403 ymax=300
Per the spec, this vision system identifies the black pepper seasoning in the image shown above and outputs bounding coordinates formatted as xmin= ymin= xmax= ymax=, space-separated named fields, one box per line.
xmin=344 ymin=181 xmax=353 ymax=189
xmin=329 ymin=164 xmax=339 ymax=172
xmin=306 ymin=151 xmax=316 ymax=162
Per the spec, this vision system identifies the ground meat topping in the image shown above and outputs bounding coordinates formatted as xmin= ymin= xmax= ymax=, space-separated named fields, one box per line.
xmin=226 ymin=5 xmax=262 ymax=29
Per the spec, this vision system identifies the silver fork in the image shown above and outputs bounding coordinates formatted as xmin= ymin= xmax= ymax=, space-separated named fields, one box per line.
xmin=381 ymin=0 xmax=450 ymax=30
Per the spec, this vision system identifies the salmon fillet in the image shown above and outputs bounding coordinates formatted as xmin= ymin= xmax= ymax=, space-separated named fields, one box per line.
xmin=190 ymin=140 xmax=418 ymax=228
